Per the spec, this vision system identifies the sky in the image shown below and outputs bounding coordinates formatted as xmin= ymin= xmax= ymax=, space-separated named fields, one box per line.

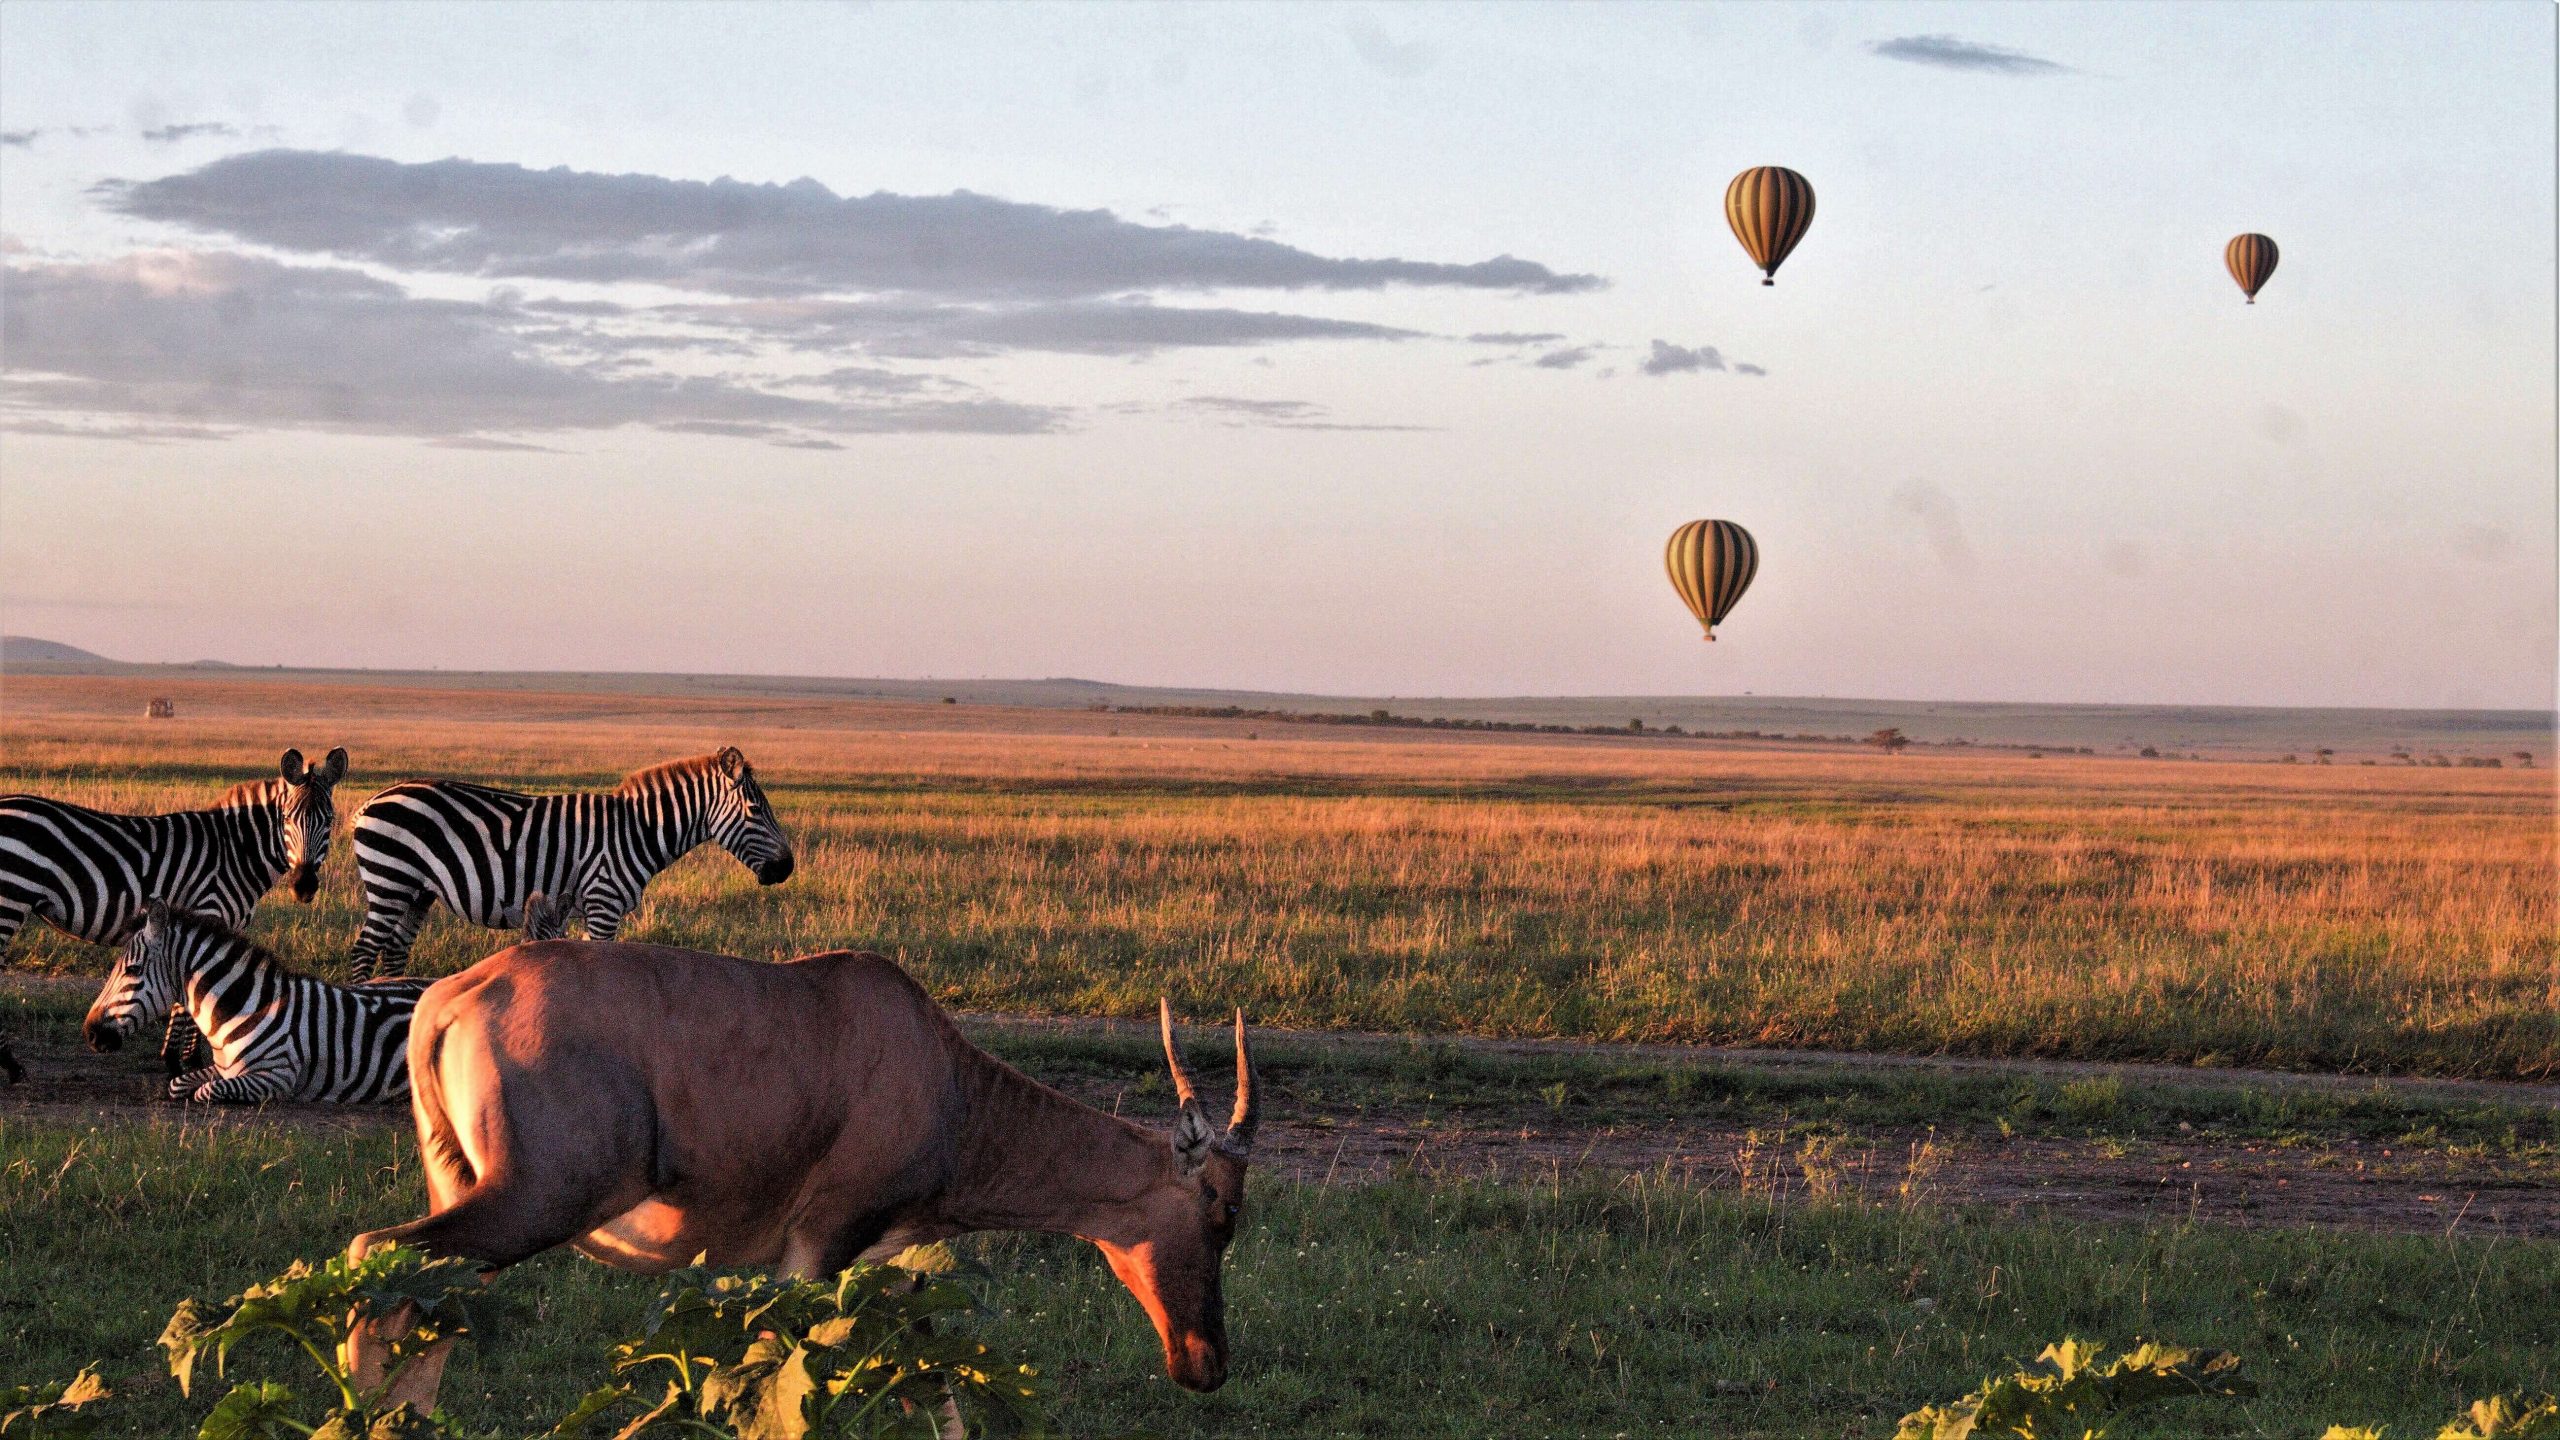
xmin=1 ymin=1 xmax=2552 ymax=709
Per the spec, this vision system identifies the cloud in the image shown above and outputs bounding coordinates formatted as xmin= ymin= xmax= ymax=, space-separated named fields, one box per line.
xmin=1867 ymin=34 xmax=2072 ymax=75
xmin=659 ymin=296 xmax=1419 ymax=358
xmin=0 ymin=414 xmax=234 ymax=443
xmin=1893 ymin=480 xmax=1976 ymax=574
xmin=1734 ymin=362 xmax=1767 ymax=377
xmin=1175 ymin=396 xmax=1324 ymax=421
xmin=1640 ymin=340 xmax=1726 ymax=376
xmin=1532 ymin=346 xmax=1594 ymax=370
xmin=2453 ymin=525 xmax=2513 ymax=562
xmin=426 ymin=435 xmax=561 ymax=452
xmin=1465 ymin=331 xmax=1565 ymax=345
xmin=1 ymin=130 xmax=40 ymax=148
xmin=1344 ymin=16 xmax=1435 ymax=78
xmin=102 ymin=150 xmax=1602 ymax=301
xmin=1170 ymin=394 xmax=1433 ymax=432
xmin=0 ymin=250 xmax=1067 ymax=443
xmin=138 ymin=122 xmax=241 ymax=145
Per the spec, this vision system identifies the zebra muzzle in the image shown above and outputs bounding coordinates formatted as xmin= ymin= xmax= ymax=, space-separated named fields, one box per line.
xmin=84 ymin=1019 xmax=125 ymax=1053
xmin=756 ymin=853 xmax=795 ymax=886
xmin=290 ymin=866 xmax=321 ymax=903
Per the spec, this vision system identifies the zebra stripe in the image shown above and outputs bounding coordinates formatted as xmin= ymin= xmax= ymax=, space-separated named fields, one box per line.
xmin=348 ymin=747 xmax=793 ymax=979
xmin=0 ymin=748 xmax=346 ymax=1076
xmin=86 ymin=906 xmax=427 ymax=1105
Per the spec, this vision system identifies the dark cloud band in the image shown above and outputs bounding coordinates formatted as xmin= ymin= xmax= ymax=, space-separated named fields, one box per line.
xmin=101 ymin=150 xmax=1603 ymax=302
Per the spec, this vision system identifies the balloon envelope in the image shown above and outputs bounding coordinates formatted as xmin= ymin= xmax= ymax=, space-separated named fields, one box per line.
xmin=2226 ymin=233 xmax=2278 ymax=303
xmin=1726 ymin=168 xmax=1816 ymax=285
xmin=1665 ymin=521 xmax=1759 ymax=640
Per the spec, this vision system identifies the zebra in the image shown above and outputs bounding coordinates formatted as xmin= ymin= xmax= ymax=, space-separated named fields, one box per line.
xmin=84 ymin=903 xmax=428 ymax=1104
xmin=0 ymin=747 xmax=348 ymax=1083
xmin=347 ymin=747 xmax=794 ymax=979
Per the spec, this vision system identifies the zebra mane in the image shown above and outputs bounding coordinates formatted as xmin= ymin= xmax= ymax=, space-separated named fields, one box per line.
xmin=213 ymin=777 xmax=286 ymax=810
xmin=614 ymin=753 xmax=729 ymax=796
xmin=145 ymin=905 xmax=278 ymax=972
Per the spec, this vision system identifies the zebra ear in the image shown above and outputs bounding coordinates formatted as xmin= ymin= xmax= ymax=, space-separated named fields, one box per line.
xmin=318 ymin=747 xmax=349 ymax=785
xmin=717 ymin=746 xmax=747 ymax=776
xmin=280 ymin=749 xmax=308 ymax=784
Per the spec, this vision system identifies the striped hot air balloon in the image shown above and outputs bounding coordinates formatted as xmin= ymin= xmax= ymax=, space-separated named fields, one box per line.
xmin=1665 ymin=520 xmax=1759 ymax=641
xmin=2226 ymin=233 xmax=2278 ymax=304
xmin=1725 ymin=167 xmax=1816 ymax=286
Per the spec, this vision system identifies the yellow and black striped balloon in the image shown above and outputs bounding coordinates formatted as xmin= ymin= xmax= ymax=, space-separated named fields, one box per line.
xmin=2226 ymin=233 xmax=2278 ymax=304
xmin=1725 ymin=167 xmax=1816 ymax=286
xmin=1665 ymin=520 xmax=1759 ymax=641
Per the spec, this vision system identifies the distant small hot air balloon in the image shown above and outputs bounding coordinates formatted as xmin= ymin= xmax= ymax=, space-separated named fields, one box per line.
xmin=2226 ymin=233 xmax=2278 ymax=304
xmin=1725 ymin=167 xmax=1816 ymax=286
xmin=1665 ymin=520 xmax=1759 ymax=641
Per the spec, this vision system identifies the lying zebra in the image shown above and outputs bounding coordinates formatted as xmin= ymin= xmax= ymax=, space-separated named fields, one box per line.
xmin=84 ymin=904 xmax=429 ymax=1105
xmin=1 ymin=747 xmax=348 ymax=1083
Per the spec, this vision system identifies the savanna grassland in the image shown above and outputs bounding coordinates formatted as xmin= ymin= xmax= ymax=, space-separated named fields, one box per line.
xmin=3 ymin=672 xmax=2552 ymax=1078
xmin=3 ymin=672 xmax=2556 ymax=1437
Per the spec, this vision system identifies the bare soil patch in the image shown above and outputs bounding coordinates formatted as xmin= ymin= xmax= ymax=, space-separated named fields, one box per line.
xmin=9 ymin=1013 xmax=2548 ymax=1240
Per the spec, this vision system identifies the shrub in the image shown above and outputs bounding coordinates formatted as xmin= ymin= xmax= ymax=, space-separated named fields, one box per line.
xmin=1893 ymin=1337 xmax=2254 ymax=1439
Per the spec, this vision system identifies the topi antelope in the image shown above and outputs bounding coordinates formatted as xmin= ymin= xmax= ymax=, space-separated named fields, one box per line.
xmin=344 ymin=937 xmax=1259 ymax=1411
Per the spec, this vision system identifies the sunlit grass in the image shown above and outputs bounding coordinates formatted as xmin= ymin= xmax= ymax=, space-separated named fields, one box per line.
xmin=2 ymin=692 xmax=2552 ymax=1078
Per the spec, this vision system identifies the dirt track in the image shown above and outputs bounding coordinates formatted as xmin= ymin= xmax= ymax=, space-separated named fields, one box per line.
xmin=8 ymin=1004 xmax=2552 ymax=1241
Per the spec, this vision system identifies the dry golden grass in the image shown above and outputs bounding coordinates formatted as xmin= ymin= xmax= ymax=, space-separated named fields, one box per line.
xmin=4 ymin=674 xmax=2552 ymax=1077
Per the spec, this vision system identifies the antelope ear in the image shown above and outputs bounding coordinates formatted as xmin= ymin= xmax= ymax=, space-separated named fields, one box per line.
xmin=319 ymin=747 xmax=349 ymax=785
xmin=280 ymin=749 xmax=308 ymax=784
xmin=1171 ymin=1103 xmax=1216 ymax=1179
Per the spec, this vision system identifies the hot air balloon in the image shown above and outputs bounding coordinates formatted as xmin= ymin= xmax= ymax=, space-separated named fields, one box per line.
xmin=1665 ymin=520 xmax=1759 ymax=641
xmin=2226 ymin=233 xmax=2278 ymax=304
xmin=1725 ymin=167 xmax=1816 ymax=286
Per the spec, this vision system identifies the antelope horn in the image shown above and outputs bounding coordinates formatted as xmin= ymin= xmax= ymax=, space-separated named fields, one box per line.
xmin=1228 ymin=1009 xmax=1258 ymax=1146
xmin=1159 ymin=997 xmax=1203 ymax=1111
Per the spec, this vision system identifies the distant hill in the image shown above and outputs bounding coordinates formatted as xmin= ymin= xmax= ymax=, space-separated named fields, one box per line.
xmin=0 ymin=635 xmax=117 ymax=666
xmin=1 ymin=643 xmax=2546 ymax=760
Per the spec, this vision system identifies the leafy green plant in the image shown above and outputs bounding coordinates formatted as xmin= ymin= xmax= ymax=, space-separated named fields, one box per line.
xmin=0 ymin=1369 xmax=111 ymax=1437
xmin=2324 ymin=1395 xmax=2560 ymax=1440
xmin=159 ymin=1244 xmax=504 ymax=1439
xmin=1894 ymin=1337 xmax=2255 ymax=1440
xmin=551 ymin=1252 xmax=1050 ymax=1440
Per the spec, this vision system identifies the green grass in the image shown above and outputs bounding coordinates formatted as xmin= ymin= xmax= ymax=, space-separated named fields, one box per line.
xmin=4 ymin=1119 xmax=2554 ymax=1438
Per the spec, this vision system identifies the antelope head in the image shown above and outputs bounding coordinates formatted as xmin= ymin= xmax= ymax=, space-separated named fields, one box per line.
xmin=1096 ymin=999 xmax=1260 ymax=1393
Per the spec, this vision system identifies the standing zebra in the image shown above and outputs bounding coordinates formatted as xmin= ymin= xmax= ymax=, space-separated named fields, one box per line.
xmin=347 ymin=747 xmax=794 ymax=979
xmin=84 ymin=904 xmax=429 ymax=1104
xmin=0 ymin=747 xmax=348 ymax=1083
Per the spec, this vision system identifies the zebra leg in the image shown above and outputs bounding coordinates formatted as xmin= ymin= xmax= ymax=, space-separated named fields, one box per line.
xmin=161 ymin=1010 xmax=209 ymax=1077
xmin=188 ymin=1067 xmax=295 ymax=1105
xmin=165 ymin=1066 xmax=221 ymax=1102
xmin=0 ymin=901 xmax=20 ymax=1084
xmin=351 ymin=889 xmax=435 ymax=981
xmin=580 ymin=893 xmax=631 ymax=942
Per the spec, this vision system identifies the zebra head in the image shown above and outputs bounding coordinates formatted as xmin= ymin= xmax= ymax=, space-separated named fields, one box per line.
xmin=85 ymin=903 xmax=195 ymax=1052
xmin=707 ymin=746 xmax=794 ymax=886
xmin=277 ymin=747 xmax=348 ymax=903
